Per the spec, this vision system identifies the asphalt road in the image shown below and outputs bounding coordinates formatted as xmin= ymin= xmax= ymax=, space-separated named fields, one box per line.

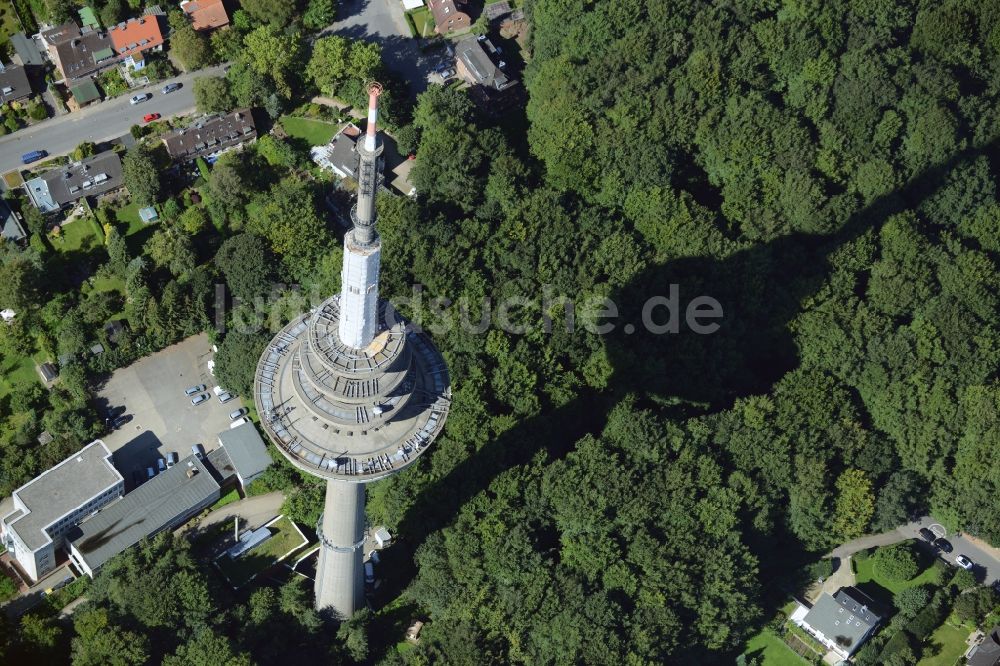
xmin=0 ymin=64 xmax=227 ymax=175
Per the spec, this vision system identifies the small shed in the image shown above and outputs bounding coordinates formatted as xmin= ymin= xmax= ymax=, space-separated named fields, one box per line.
xmin=138 ymin=206 xmax=159 ymax=223
xmin=70 ymin=79 xmax=102 ymax=106
xmin=38 ymin=362 xmax=58 ymax=384
xmin=405 ymin=619 xmax=424 ymax=643
xmin=37 ymin=431 xmax=54 ymax=446
xmin=90 ymin=343 xmax=105 ymax=355
xmin=374 ymin=527 xmax=392 ymax=548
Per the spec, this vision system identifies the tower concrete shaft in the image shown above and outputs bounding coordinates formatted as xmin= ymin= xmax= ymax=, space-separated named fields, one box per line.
xmin=315 ymin=481 xmax=366 ymax=616
xmin=339 ymin=83 xmax=385 ymax=350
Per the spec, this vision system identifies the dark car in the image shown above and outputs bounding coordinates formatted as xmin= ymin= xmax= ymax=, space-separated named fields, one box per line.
xmin=113 ymin=414 xmax=132 ymax=428
xmin=934 ymin=537 xmax=953 ymax=553
xmin=919 ymin=528 xmax=936 ymax=542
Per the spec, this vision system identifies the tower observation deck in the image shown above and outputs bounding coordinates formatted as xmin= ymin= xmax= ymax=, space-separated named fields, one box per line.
xmin=253 ymin=84 xmax=450 ymax=618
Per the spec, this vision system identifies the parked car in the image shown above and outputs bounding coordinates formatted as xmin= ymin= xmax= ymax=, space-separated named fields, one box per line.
xmin=166 ymin=451 xmax=179 ymax=467
xmin=129 ymin=93 xmax=150 ymax=105
xmin=191 ymin=393 xmax=209 ymax=405
xmin=147 ymin=466 xmax=156 ymax=479
xmin=934 ymin=537 xmax=954 ymax=553
xmin=21 ymin=150 xmax=47 ymax=164
xmin=229 ymin=407 xmax=248 ymax=420
xmin=437 ymin=67 xmax=456 ymax=79
xmin=364 ymin=561 xmax=375 ymax=584
xmin=217 ymin=391 xmax=234 ymax=404
xmin=919 ymin=528 xmax=936 ymax=542
xmin=143 ymin=112 xmax=161 ymax=123
xmin=113 ymin=414 xmax=132 ymax=429
xmin=185 ymin=384 xmax=206 ymax=396
xmin=161 ymin=82 xmax=182 ymax=94
xmin=157 ymin=458 xmax=166 ymax=472
xmin=230 ymin=416 xmax=249 ymax=428
xmin=191 ymin=443 xmax=205 ymax=460
xmin=956 ymin=555 xmax=974 ymax=570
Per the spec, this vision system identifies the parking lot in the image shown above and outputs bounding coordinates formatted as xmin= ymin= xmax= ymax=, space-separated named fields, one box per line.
xmin=95 ymin=333 xmax=244 ymax=490
xmin=906 ymin=517 xmax=1000 ymax=585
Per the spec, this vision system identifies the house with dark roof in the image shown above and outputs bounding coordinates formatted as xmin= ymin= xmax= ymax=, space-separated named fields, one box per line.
xmin=311 ymin=123 xmax=364 ymax=179
xmin=484 ymin=1 xmax=511 ymax=21
xmin=0 ymin=63 xmax=34 ymax=105
xmin=181 ymin=0 xmax=230 ymax=31
xmin=108 ymin=16 xmax=165 ymax=70
xmin=794 ymin=587 xmax=882 ymax=658
xmin=24 ymin=151 xmax=124 ymax=214
xmin=428 ymin=0 xmax=471 ymax=34
xmin=0 ymin=200 xmax=27 ymax=245
xmin=161 ymin=109 xmax=257 ymax=162
xmin=11 ymin=33 xmax=45 ymax=67
xmin=455 ymin=35 xmax=521 ymax=113
xmin=42 ymin=22 xmax=117 ymax=82
xmin=969 ymin=626 xmax=1000 ymax=666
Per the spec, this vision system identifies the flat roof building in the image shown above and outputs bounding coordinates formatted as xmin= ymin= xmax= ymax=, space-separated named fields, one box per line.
xmin=67 ymin=455 xmax=220 ymax=577
xmin=0 ymin=63 xmax=33 ymax=105
xmin=217 ymin=423 xmax=272 ymax=488
xmin=24 ymin=151 xmax=124 ymax=214
xmin=0 ymin=441 xmax=124 ymax=582
xmin=162 ymin=109 xmax=257 ymax=162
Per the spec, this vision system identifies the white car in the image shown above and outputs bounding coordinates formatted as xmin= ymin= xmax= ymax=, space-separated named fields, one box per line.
xmin=229 ymin=416 xmax=250 ymax=429
xmin=956 ymin=555 xmax=974 ymax=570
xmin=129 ymin=93 xmax=150 ymax=105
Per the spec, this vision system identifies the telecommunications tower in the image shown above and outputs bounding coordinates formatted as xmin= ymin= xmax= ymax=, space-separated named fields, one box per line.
xmin=253 ymin=84 xmax=451 ymax=617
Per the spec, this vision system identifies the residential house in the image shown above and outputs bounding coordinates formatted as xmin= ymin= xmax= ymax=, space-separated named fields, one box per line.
xmin=0 ymin=62 xmax=34 ymax=105
xmin=455 ymin=35 xmax=521 ymax=113
xmin=428 ymin=0 xmax=471 ymax=34
xmin=24 ymin=151 xmax=125 ymax=214
xmin=42 ymin=22 xmax=117 ymax=82
xmin=0 ymin=200 xmax=27 ymax=245
xmin=180 ymin=0 xmax=231 ymax=31
xmin=0 ymin=441 xmax=124 ymax=582
xmin=311 ymin=123 xmax=364 ymax=179
xmin=11 ymin=33 xmax=45 ymax=67
xmin=108 ymin=16 xmax=165 ymax=71
xmin=161 ymin=109 xmax=257 ymax=162
xmin=793 ymin=587 xmax=883 ymax=659
xmin=969 ymin=626 xmax=1000 ymax=666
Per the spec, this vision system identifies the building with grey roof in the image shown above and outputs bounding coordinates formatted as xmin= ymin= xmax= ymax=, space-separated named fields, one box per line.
xmin=0 ymin=441 xmax=123 ymax=581
xmin=0 ymin=63 xmax=33 ymax=105
xmin=455 ymin=35 xmax=520 ymax=113
xmin=41 ymin=22 xmax=116 ymax=82
xmin=161 ymin=109 xmax=257 ymax=162
xmin=311 ymin=123 xmax=364 ymax=179
xmin=795 ymin=587 xmax=882 ymax=658
xmin=67 ymin=455 xmax=220 ymax=577
xmin=969 ymin=625 xmax=1000 ymax=666
xmin=24 ymin=151 xmax=124 ymax=213
xmin=11 ymin=33 xmax=45 ymax=67
xmin=217 ymin=423 xmax=272 ymax=488
xmin=0 ymin=200 xmax=27 ymax=245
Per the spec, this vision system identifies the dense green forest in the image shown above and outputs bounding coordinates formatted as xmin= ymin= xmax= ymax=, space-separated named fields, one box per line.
xmin=360 ymin=0 xmax=1000 ymax=662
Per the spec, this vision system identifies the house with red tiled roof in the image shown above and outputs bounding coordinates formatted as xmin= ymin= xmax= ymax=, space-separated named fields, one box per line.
xmin=108 ymin=16 xmax=164 ymax=70
xmin=428 ymin=0 xmax=471 ymax=34
xmin=180 ymin=0 xmax=230 ymax=32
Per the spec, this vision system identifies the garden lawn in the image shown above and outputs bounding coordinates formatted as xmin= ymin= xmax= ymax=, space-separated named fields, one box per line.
xmin=280 ymin=116 xmax=340 ymax=145
xmin=854 ymin=550 xmax=942 ymax=595
xmin=211 ymin=489 xmax=240 ymax=510
xmin=741 ymin=630 xmax=808 ymax=666
xmin=918 ymin=620 xmax=971 ymax=666
xmin=215 ymin=516 xmax=309 ymax=588
xmin=50 ymin=218 xmax=100 ymax=253
xmin=0 ymin=352 xmax=39 ymax=398
xmin=0 ymin=1 xmax=19 ymax=58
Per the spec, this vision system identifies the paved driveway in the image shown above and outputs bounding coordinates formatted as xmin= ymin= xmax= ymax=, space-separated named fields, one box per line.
xmin=829 ymin=516 xmax=1000 ymax=586
xmin=321 ymin=0 xmax=451 ymax=96
xmin=0 ymin=64 xmax=227 ymax=176
xmin=95 ymin=333 xmax=243 ymax=490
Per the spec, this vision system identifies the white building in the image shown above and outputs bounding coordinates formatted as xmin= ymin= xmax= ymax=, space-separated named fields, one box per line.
xmin=1 ymin=441 xmax=123 ymax=582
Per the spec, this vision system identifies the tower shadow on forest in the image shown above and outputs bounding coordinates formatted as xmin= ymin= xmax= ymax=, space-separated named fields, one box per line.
xmin=387 ymin=138 xmax=1000 ymax=660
